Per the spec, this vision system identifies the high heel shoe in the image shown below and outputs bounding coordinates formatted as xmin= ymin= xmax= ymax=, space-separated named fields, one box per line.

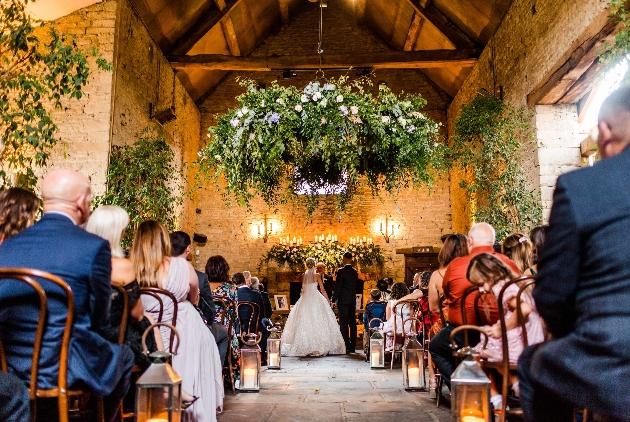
xmin=181 ymin=396 xmax=200 ymax=410
xmin=429 ymin=378 xmax=438 ymax=399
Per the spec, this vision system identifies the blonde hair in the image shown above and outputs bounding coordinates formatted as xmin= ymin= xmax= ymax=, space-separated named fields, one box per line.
xmin=131 ymin=220 xmax=171 ymax=288
xmin=502 ymin=233 xmax=533 ymax=274
xmin=250 ymin=277 xmax=260 ymax=289
xmin=305 ymin=257 xmax=316 ymax=269
xmin=86 ymin=205 xmax=129 ymax=258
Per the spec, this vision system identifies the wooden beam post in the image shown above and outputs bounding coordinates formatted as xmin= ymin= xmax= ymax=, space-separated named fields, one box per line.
xmin=277 ymin=0 xmax=290 ymax=25
xmin=405 ymin=0 xmax=476 ymax=49
xmin=403 ymin=13 xmax=423 ymax=51
xmin=221 ymin=18 xmax=241 ymax=56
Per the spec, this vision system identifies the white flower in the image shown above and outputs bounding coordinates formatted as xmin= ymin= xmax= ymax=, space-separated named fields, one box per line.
xmin=276 ymin=98 xmax=285 ymax=105
xmin=312 ymin=92 xmax=322 ymax=101
xmin=350 ymin=106 xmax=359 ymax=115
xmin=301 ymin=94 xmax=309 ymax=103
xmin=207 ymin=133 xmax=211 ymax=138
xmin=392 ymin=127 xmax=397 ymax=132
xmin=237 ymin=110 xmax=243 ymax=118
xmin=320 ymin=98 xmax=328 ymax=107
xmin=214 ymin=154 xmax=221 ymax=160
xmin=261 ymin=100 xmax=265 ymax=107
xmin=336 ymin=95 xmax=344 ymax=103
xmin=249 ymin=133 xmax=255 ymax=140
xmin=230 ymin=118 xmax=240 ymax=127
xmin=397 ymin=116 xmax=407 ymax=127
xmin=242 ymin=106 xmax=249 ymax=114
xmin=381 ymin=116 xmax=390 ymax=124
xmin=197 ymin=151 xmax=203 ymax=156
xmin=321 ymin=117 xmax=327 ymax=124
xmin=295 ymin=104 xmax=303 ymax=112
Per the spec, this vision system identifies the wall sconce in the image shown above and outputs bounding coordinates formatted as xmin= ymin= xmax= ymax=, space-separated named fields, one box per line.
xmin=256 ymin=215 xmax=274 ymax=243
xmin=379 ymin=216 xmax=399 ymax=243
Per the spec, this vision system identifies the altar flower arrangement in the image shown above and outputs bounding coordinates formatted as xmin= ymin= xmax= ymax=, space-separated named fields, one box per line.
xmin=198 ymin=76 xmax=445 ymax=216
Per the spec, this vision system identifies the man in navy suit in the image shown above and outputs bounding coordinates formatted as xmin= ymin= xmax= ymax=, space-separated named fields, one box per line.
xmin=332 ymin=252 xmax=358 ymax=354
xmin=518 ymin=86 xmax=630 ymax=421
xmin=0 ymin=169 xmax=134 ymax=422
xmin=234 ymin=272 xmax=269 ymax=364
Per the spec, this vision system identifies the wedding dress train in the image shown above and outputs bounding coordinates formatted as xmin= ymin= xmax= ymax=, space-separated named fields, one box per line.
xmin=281 ymin=268 xmax=346 ymax=356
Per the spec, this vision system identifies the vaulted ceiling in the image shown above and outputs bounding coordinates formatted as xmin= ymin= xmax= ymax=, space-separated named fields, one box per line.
xmin=127 ymin=0 xmax=513 ymax=101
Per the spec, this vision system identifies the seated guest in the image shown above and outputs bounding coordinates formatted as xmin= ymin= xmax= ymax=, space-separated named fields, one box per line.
xmin=0 ymin=169 xmax=134 ymax=422
xmin=363 ymin=289 xmax=386 ymax=329
xmin=133 ymin=221 xmax=223 ymax=421
xmin=0 ymin=187 xmax=38 ymax=244
xmin=467 ymin=253 xmax=544 ymax=410
xmin=243 ymin=270 xmax=252 ymax=287
xmin=250 ymin=276 xmax=273 ymax=329
xmin=0 ymin=371 xmax=30 ymax=422
xmin=382 ymin=282 xmax=411 ymax=350
xmin=86 ymin=205 xmax=163 ymax=369
xmin=409 ymin=271 xmax=430 ymax=293
xmin=316 ymin=262 xmax=335 ymax=298
xmin=169 ymin=231 xmax=229 ymax=364
xmin=524 ymin=225 xmax=548 ymax=276
xmin=429 ymin=222 xmax=520 ymax=388
xmin=234 ymin=272 xmax=269 ymax=364
xmin=376 ymin=278 xmax=390 ymax=301
xmin=502 ymin=233 xmax=533 ymax=274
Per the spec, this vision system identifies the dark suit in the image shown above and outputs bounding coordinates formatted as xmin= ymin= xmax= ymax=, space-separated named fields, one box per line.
xmin=236 ymin=285 xmax=269 ymax=361
xmin=518 ymin=146 xmax=630 ymax=422
xmin=333 ymin=264 xmax=358 ymax=352
xmin=0 ymin=371 xmax=29 ymax=422
xmin=321 ymin=273 xmax=334 ymax=298
xmin=196 ymin=270 xmax=229 ymax=364
xmin=0 ymin=213 xmax=134 ymax=422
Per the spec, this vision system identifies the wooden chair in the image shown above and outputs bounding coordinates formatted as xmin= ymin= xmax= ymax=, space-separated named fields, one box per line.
xmin=460 ymin=285 xmax=483 ymax=347
xmin=364 ymin=301 xmax=387 ymax=361
xmin=388 ymin=300 xmax=419 ymax=369
xmin=0 ymin=268 xmax=105 ymax=422
xmin=213 ymin=296 xmax=237 ymax=394
xmin=236 ymin=301 xmax=262 ymax=342
xmin=401 ymin=315 xmax=427 ymax=389
xmin=111 ymin=284 xmax=129 ymax=346
xmin=139 ymin=287 xmax=178 ymax=352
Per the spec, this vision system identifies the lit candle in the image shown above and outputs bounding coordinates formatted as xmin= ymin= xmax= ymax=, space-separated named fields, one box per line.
xmin=363 ymin=236 xmax=367 ymax=243
xmin=407 ymin=367 xmax=420 ymax=388
xmin=380 ymin=222 xmax=383 ymax=232
xmin=368 ymin=237 xmax=372 ymax=244
xmin=146 ymin=419 xmax=169 ymax=422
xmin=461 ymin=417 xmax=485 ymax=422
xmin=242 ymin=368 xmax=257 ymax=389
xmin=314 ymin=235 xmax=318 ymax=242
xmin=371 ymin=351 xmax=380 ymax=366
xmin=269 ymin=353 xmax=279 ymax=367
xmin=280 ymin=238 xmax=283 ymax=245
xmin=334 ymin=235 xmax=337 ymax=242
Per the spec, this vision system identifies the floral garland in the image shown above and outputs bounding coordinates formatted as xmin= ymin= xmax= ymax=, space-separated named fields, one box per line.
xmin=259 ymin=241 xmax=386 ymax=272
xmin=197 ymin=76 xmax=445 ymax=216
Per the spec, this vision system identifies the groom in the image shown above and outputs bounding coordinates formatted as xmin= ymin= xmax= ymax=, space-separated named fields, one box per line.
xmin=333 ymin=252 xmax=358 ymax=354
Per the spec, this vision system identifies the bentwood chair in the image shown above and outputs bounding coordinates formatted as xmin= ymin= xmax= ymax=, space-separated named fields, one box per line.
xmin=401 ymin=315 xmax=428 ymax=389
xmin=0 ymin=268 xmax=105 ymax=422
xmin=139 ymin=287 xmax=179 ymax=352
xmin=389 ymin=300 xmax=419 ymax=369
xmin=111 ymin=284 xmax=129 ymax=345
xmin=364 ymin=301 xmax=387 ymax=361
xmin=214 ymin=296 xmax=237 ymax=393
xmin=236 ymin=301 xmax=262 ymax=343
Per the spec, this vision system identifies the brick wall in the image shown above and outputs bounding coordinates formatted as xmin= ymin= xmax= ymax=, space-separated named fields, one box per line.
xmin=447 ymin=0 xmax=610 ymax=231
xmin=194 ymin=1 xmax=453 ymax=294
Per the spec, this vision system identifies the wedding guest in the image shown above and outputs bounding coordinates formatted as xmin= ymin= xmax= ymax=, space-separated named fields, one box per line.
xmin=382 ymin=282 xmax=411 ymax=350
xmin=0 ymin=187 xmax=38 ymax=243
xmin=0 ymin=169 xmax=134 ymax=422
xmin=376 ymin=278 xmax=390 ymax=301
xmin=316 ymin=262 xmax=335 ymax=298
xmin=524 ymin=225 xmax=548 ymax=276
xmin=0 ymin=371 xmax=29 ymax=422
xmin=206 ymin=255 xmax=240 ymax=379
xmin=133 ymin=221 xmax=223 ymax=422
xmin=86 ymin=205 xmax=162 ymax=370
xmin=467 ymin=253 xmax=544 ymax=410
xmin=170 ymin=231 xmax=229 ymax=364
xmin=363 ymin=289 xmax=386 ymax=330
xmin=251 ymin=276 xmax=273 ymax=323
xmin=234 ymin=273 xmax=269 ymax=365
xmin=518 ymin=86 xmax=630 ymax=422
xmin=243 ymin=270 xmax=252 ymax=287
xmin=409 ymin=272 xmax=429 ymax=293
xmin=429 ymin=223 xmax=520 ymax=388
xmin=332 ymin=252 xmax=359 ymax=354
xmin=502 ymin=233 xmax=533 ymax=274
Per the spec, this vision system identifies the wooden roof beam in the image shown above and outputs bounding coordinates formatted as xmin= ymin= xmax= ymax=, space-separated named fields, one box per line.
xmin=277 ymin=0 xmax=290 ymax=25
xmin=404 ymin=13 xmax=423 ymax=51
xmin=406 ymin=0 xmax=477 ymax=49
xmin=167 ymin=49 xmax=482 ymax=71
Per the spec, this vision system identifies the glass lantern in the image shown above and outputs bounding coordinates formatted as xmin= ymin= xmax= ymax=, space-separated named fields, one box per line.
xmin=451 ymin=355 xmax=491 ymax=422
xmin=369 ymin=329 xmax=385 ymax=369
xmin=136 ymin=351 xmax=182 ymax=422
xmin=402 ymin=332 xmax=425 ymax=391
xmin=267 ymin=324 xmax=282 ymax=370
xmin=240 ymin=333 xmax=261 ymax=392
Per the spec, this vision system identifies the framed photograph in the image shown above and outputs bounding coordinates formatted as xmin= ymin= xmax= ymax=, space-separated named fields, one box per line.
xmin=355 ymin=294 xmax=363 ymax=310
xmin=274 ymin=295 xmax=289 ymax=310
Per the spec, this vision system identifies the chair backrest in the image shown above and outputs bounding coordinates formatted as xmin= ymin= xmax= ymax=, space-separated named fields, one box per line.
xmin=437 ymin=294 xmax=446 ymax=327
xmin=460 ymin=285 xmax=484 ymax=346
xmin=236 ymin=301 xmax=261 ymax=340
xmin=516 ymin=277 xmax=536 ymax=347
xmin=139 ymin=287 xmax=178 ymax=352
xmin=365 ymin=301 xmax=387 ymax=328
xmin=0 ymin=268 xmax=74 ymax=418
xmin=111 ymin=284 xmax=129 ymax=345
xmin=392 ymin=300 xmax=418 ymax=341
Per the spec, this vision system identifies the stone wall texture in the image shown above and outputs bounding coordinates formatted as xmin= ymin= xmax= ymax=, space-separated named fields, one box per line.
xmin=447 ymin=0 xmax=610 ymax=232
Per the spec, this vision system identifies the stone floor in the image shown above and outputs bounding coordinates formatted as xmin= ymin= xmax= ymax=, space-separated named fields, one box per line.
xmin=218 ymin=353 xmax=451 ymax=422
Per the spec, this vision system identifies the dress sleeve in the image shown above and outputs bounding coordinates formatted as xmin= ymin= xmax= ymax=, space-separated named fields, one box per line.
xmin=501 ymin=283 xmax=518 ymax=311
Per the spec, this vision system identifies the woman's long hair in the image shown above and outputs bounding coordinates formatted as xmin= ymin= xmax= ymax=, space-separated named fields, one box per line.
xmin=502 ymin=233 xmax=533 ymax=274
xmin=389 ymin=282 xmax=409 ymax=301
xmin=131 ymin=220 xmax=171 ymax=288
xmin=530 ymin=225 xmax=548 ymax=265
xmin=438 ymin=233 xmax=468 ymax=268
xmin=205 ymin=255 xmax=231 ymax=284
xmin=0 ymin=187 xmax=39 ymax=241
xmin=466 ymin=253 xmax=520 ymax=319
xmin=85 ymin=205 xmax=129 ymax=258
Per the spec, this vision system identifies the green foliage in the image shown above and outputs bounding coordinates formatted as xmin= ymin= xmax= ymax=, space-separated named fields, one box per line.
xmin=0 ymin=0 xmax=110 ymax=189
xmin=600 ymin=0 xmax=630 ymax=66
xmin=198 ymin=77 xmax=445 ymax=217
xmin=445 ymin=96 xmax=542 ymax=241
xmin=95 ymin=127 xmax=183 ymax=247
xmin=260 ymin=241 xmax=385 ymax=272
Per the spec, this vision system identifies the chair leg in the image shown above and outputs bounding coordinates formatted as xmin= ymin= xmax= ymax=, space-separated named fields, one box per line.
xmin=97 ymin=397 xmax=105 ymax=422
xmin=436 ymin=375 xmax=443 ymax=408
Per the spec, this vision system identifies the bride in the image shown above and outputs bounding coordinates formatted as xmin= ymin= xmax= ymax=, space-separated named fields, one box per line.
xmin=281 ymin=257 xmax=346 ymax=356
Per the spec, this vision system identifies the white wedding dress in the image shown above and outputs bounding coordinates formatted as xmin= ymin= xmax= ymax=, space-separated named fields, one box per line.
xmin=281 ymin=268 xmax=346 ymax=356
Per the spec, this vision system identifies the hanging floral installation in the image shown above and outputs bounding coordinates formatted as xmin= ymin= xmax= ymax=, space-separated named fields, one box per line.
xmin=197 ymin=76 xmax=446 ymax=216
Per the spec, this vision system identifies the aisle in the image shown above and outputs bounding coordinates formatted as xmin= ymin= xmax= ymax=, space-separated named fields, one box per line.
xmin=218 ymin=354 xmax=451 ymax=422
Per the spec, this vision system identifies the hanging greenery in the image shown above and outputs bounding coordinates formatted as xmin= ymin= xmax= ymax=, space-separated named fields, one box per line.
xmin=600 ymin=0 xmax=630 ymax=67
xmin=197 ymin=77 xmax=445 ymax=217
xmin=260 ymin=241 xmax=386 ymax=272
xmin=0 ymin=0 xmax=112 ymax=189
xmin=445 ymin=95 xmax=542 ymax=241
xmin=94 ymin=127 xmax=182 ymax=247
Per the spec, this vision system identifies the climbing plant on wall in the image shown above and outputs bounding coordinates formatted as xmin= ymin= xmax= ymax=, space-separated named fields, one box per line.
xmin=0 ymin=0 xmax=112 ymax=189
xmin=600 ymin=0 xmax=630 ymax=67
xmin=197 ymin=77 xmax=446 ymax=217
xmin=445 ymin=95 xmax=542 ymax=241
xmin=95 ymin=126 xmax=182 ymax=247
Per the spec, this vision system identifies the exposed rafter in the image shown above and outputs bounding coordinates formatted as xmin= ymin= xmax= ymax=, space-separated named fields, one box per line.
xmin=168 ymin=0 xmax=245 ymax=56
xmin=168 ymin=49 xmax=482 ymax=71
xmin=277 ymin=0 xmax=290 ymax=25
xmin=403 ymin=12 xmax=423 ymax=51
xmin=406 ymin=0 xmax=477 ymax=49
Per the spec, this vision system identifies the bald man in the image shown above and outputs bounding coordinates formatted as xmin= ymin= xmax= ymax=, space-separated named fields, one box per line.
xmin=518 ymin=86 xmax=630 ymax=422
xmin=428 ymin=222 xmax=520 ymax=388
xmin=0 ymin=169 xmax=134 ymax=422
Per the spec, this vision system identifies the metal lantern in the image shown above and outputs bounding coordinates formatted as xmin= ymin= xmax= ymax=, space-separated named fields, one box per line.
xmin=240 ymin=333 xmax=262 ymax=392
xmin=402 ymin=331 xmax=425 ymax=391
xmin=267 ymin=323 xmax=282 ymax=370
xmin=136 ymin=323 xmax=182 ymax=422
xmin=369 ymin=326 xmax=385 ymax=369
